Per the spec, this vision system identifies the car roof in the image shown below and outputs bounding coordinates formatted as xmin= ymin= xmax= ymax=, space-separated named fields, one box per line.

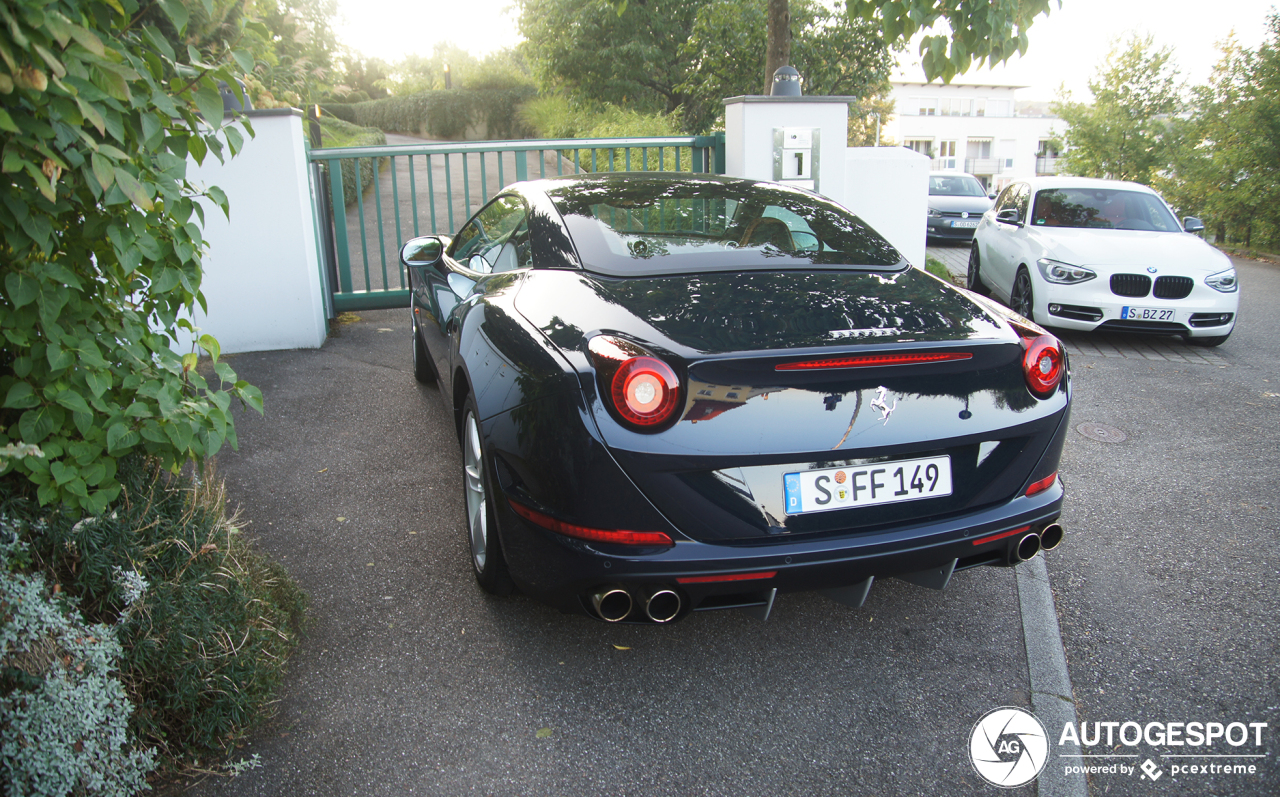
xmin=1022 ymin=176 xmax=1158 ymax=194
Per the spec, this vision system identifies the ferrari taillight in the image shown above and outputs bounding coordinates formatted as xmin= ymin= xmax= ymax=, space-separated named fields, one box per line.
xmin=588 ymin=336 xmax=682 ymax=430
xmin=1021 ymin=334 xmax=1063 ymax=398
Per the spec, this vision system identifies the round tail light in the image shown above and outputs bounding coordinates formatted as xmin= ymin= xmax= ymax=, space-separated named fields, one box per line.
xmin=1023 ymin=334 xmax=1063 ymax=398
xmin=611 ymin=356 xmax=680 ymax=427
xmin=588 ymin=336 xmax=683 ymax=431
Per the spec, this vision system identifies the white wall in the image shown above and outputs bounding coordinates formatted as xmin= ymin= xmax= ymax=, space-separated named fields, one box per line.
xmin=182 ymin=109 xmax=327 ymax=353
xmin=724 ymin=97 xmax=851 ymax=201
xmin=722 ymin=95 xmax=929 ymax=268
xmin=842 ymin=148 xmax=930 ymax=268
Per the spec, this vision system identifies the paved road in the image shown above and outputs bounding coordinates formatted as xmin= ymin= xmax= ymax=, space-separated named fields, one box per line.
xmin=188 ymin=255 xmax=1277 ymax=796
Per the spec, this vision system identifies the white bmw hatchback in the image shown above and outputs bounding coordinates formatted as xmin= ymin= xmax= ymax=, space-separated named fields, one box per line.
xmin=969 ymin=177 xmax=1238 ymax=346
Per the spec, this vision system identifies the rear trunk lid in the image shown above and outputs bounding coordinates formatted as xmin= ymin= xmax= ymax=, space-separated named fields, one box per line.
xmin=515 ymin=267 xmax=1068 ymax=542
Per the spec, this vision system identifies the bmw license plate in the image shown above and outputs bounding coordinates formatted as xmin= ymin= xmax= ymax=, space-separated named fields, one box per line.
xmin=782 ymin=456 xmax=952 ymax=515
xmin=1121 ymin=306 xmax=1175 ymax=321
xmin=951 ymin=220 xmax=979 ymax=228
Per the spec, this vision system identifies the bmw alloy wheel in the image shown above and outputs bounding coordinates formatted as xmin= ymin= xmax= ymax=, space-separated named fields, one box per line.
xmin=1012 ymin=268 xmax=1035 ymax=320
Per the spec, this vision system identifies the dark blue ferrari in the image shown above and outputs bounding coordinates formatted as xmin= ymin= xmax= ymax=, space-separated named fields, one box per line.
xmin=402 ymin=173 xmax=1069 ymax=624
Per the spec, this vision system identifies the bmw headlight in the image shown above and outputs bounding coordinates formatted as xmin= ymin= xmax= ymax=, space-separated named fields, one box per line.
xmin=1036 ymin=258 xmax=1096 ymax=285
xmin=1205 ymin=267 xmax=1238 ymax=293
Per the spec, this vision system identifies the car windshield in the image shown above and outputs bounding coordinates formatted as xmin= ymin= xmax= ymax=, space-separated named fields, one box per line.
xmin=1031 ymin=188 xmax=1181 ymax=231
xmin=546 ymin=176 xmax=904 ymax=276
xmin=929 ymin=175 xmax=986 ymax=197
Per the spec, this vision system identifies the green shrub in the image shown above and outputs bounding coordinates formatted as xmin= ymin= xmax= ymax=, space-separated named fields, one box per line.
xmin=352 ymin=88 xmax=536 ymax=141
xmin=313 ymin=117 xmax=387 ymax=207
xmin=3 ymin=457 xmax=306 ymax=770
xmin=320 ymin=103 xmax=359 ymax=124
xmin=1 ymin=537 xmax=156 ymax=795
xmin=0 ymin=0 xmax=263 ymax=516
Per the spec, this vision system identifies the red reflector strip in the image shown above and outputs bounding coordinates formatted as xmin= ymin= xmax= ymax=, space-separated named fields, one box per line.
xmin=971 ymin=525 xmax=1032 ymax=546
xmin=508 ymin=500 xmax=673 ymax=547
xmin=1025 ymin=472 xmax=1058 ymax=497
xmin=675 ymin=571 xmax=777 ymax=584
xmin=776 ymin=352 xmax=973 ymax=371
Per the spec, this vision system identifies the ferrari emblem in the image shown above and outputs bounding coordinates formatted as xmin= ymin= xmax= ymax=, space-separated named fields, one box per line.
xmin=870 ymin=386 xmax=897 ymax=425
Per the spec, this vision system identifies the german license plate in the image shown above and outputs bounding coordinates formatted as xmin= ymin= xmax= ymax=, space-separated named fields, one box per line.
xmin=1121 ymin=306 xmax=1175 ymax=321
xmin=951 ymin=220 xmax=979 ymax=228
xmin=782 ymin=456 xmax=952 ymax=515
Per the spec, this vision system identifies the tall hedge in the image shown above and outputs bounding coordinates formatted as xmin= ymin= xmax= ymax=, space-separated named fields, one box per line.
xmin=352 ymin=87 xmax=537 ymax=141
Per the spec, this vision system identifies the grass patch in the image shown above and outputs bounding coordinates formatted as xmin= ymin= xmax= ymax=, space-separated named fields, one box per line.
xmin=925 ymin=256 xmax=963 ymax=286
xmin=2 ymin=457 xmax=306 ymax=775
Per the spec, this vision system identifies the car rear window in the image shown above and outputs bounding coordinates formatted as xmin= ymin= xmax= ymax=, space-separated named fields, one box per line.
xmin=929 ymin=175 xmax=986 ymax=197
xmin=1031 ymin=188 xmax=1180 ymax=231
xmin=546 ymin=176 xmax=905 ymax=276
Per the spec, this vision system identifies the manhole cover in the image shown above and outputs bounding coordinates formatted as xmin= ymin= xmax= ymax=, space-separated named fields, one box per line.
xmin=1077 ymin=422 xmax=1127 ymax=443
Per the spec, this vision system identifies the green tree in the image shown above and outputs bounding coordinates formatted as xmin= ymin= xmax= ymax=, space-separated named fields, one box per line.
xmin=848 ymin=0 xmax=1062 ymax=82
xmin=249 ymin=0 xmax=340 ymax=104
xmin=1052 ymin=36 xmax=1182 ymax=184
xmin=1159 ymin=17 xmax=1280 ymax=249
xmin=521 ymin=0 xmax=707 ymax=125
xmin=0 ymin=0 xmax=262 ymax=514
xmin=679 ymin=0 xmax=897 ymax=132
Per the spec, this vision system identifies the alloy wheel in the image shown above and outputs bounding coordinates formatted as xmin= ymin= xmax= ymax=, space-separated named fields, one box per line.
xmin=463 ymin=411 xmax=487 ymax=572
xmin=1012 ymin=269 xmax=1034 ymax=320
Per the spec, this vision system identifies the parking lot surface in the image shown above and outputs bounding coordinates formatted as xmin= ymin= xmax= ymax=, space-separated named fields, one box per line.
xmin=188 ymin=255 xmax=1277 ymax=796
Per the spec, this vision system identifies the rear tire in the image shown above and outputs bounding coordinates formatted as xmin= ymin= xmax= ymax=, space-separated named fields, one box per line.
xmin=412 ymin=312 xmax=437 ymax=385
xmin=461 ymin=398 xmax=513 ymax=595
xmin=967 ymin=244 xmax=990 ymax=295
xmin=1011 ymin=267 xmax=1035 ymax=322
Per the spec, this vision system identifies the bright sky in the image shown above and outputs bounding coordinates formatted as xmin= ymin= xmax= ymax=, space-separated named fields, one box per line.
xmin=335 ymin=0 xmax=1276 ymax=101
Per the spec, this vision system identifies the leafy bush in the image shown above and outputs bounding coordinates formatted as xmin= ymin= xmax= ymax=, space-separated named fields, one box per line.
xmin=4 ymin=457 xmax=306 ymax=769
xmin=320 ymin=103 xmax=359 ymax=124
xmin=0 ymin=0 xmax=263 ymax=515
xmin=1 ymin=536 xmax=156 ymax=796
xmin=352 ymin=87 xmax=536 ymax=141
xmin=313 ymin=116 xmax=387 ymax=206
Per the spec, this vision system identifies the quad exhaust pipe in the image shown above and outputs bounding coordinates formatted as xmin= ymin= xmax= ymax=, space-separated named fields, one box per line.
xmin=643 ymin=587 xmax=682 ymax=623
xmin=588 ymin=585 xmax=684 ymax=623
xmin=590 ymin=586 xmax=633 ymax=623
xmin=1007 ymin=523 xmax=1065 ymax=565
xmin=1039 ymin=522 xmax=1064 ymax=551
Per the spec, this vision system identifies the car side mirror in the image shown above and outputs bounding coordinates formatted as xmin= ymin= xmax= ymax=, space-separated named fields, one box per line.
xmin=996 ymin=208 xmax=1021 ymax=225
xmin=1183 ymin=216 xmax=1205 ymax=233
xmin=400 ymin=236 xmax=443 ymax=268
xmin=988 ymin=193 xmax=997 ymax=201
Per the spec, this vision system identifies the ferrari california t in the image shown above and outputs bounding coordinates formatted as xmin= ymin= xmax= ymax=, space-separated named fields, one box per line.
xmin=402 ymin=173 xmax=1070 ymax=623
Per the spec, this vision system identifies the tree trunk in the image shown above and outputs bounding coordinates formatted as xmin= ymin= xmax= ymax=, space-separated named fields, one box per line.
xmin=764 ymin=0 xmax=790 ymax=95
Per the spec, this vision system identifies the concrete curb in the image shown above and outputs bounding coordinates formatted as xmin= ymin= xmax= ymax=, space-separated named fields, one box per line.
xmin=1016 ymin=554 xmax=1090 ymax=797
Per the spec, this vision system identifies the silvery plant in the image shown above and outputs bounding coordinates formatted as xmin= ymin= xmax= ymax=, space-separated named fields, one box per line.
xmin=0 ymin=529 xmax=155 ymax=795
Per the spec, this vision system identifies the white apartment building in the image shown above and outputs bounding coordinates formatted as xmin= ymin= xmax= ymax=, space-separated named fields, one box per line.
xmin=885 ymin=82 xmax=1063 ymax=193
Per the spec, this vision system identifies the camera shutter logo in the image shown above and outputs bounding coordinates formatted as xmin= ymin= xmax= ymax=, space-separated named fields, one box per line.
xmin=969 ymin=707 xmax=1049 ymax=788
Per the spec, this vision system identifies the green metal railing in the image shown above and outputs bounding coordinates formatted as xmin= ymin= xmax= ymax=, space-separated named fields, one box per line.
xmin=307 ymin=134 xmax=726 ymax=312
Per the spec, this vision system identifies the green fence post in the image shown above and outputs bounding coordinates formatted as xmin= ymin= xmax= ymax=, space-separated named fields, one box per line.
xmin=515 ymin=150 xmax=528 ymax=182
xmin=327 ymin=161 xmax=353 ymax=293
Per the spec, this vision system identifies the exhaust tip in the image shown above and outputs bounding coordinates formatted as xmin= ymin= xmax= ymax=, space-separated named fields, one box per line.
xmin=1016 ymin=532 xmax=1042 ymax=563
xmin=590 ymin=587 xmax=633 ymax=622
xmin=644 ymin=588 xmax=682 ymax=623
xmin=1040 ymin=523 xmax=1064 ymax=551
xmin=1034 ymin=524 xmax=1064 ymax=547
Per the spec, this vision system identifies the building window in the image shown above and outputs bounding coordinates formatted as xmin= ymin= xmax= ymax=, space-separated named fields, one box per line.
xmin=941 ymin=98 xmax=972 ymax=116
xmin=905 ymin=139 xmax=933 ymax=157
xmin=987 ymin=99 xmax=1012 ymax=117
xmin=973 ymin=98 xmax=986 ymax=117
xmin=915 ymin=98 xmax=937 ymax=116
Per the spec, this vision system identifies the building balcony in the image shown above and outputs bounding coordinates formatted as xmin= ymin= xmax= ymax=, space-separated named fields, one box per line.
xmin=1036 ymin=156 xmax=1061 ymax=175
xmin=965 ymin=158 xmax=1003 ymax=175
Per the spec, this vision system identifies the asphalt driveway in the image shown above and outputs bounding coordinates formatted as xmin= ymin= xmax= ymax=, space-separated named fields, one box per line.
xmin=187 ymin=256 xmax=1277 ymax=796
